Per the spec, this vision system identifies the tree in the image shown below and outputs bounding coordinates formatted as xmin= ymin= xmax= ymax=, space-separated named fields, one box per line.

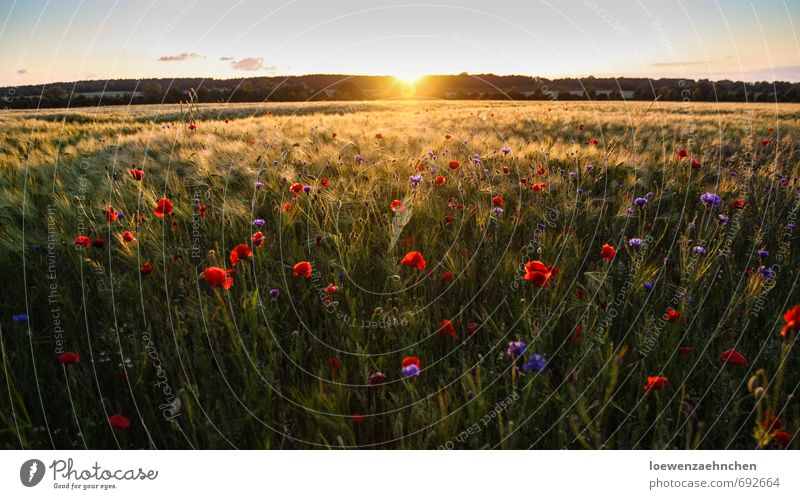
xmin=142 ymin=82 xmax=163 ymax=103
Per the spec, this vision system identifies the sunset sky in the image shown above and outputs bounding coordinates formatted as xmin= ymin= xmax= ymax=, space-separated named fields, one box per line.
xmin=1 ymin=0 xmax=798 ymax=86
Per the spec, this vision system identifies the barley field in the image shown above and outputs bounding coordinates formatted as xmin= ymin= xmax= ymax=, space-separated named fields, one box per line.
xmin=1 ymin=99 xmax=799 ymax=449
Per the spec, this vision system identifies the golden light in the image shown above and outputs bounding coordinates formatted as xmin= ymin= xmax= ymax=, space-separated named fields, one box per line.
xmin=393 ymin=70 xmax=425 ymax=85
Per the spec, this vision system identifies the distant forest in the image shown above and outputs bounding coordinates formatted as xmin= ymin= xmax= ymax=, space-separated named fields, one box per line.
xmin=2 ymin=73 xmax=799 ymax=109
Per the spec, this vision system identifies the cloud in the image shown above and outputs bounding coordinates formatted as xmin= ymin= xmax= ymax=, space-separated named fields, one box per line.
xmin=17 ymin=69 xmax=27 ymax=74
xmin=651 ymin=60 xmax=717 ymax=67
xmin=219 ymin=56 xmax=234 ymax=61
xmin=230 ymin=57 xmax=264 ymax=71
xmin=158 ymin=52 xmax=201 ymax=62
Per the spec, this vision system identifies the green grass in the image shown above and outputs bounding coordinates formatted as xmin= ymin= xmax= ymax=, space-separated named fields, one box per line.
xmin=1 ymin=99 xmax=799 ymax=449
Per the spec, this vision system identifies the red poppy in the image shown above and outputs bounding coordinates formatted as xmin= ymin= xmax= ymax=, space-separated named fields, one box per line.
xmin=720 ymin=348 xmax=747 ymax=366
xmin=691 ymin=160 xmax=701 ymax=169
xmin=761 ymin=139 xmax=769 ymax=146
xmin=588 ymin=138 xmax=599 ymax=145
xmin=440 ymin=271 xmax=454 ymax=281
xmin=92 ymin=237 xmax=105 ymax=248
xmin=282 ymin=202 xmax=293 ymax=212
xmin=572 ymin=325 xmax=582 ymax=344
xmin=58 ymin=351 xmax=80 ymax=365
xmin=502 ymin=166 xmax=509 ymax=174
xmin=140 ymin=263 xmax=153 ymax=276
xmin=466 ymin=322 xmax=479 ymax=335
xmin=105 ymin=206 xmax=118 ymax=223
xmin=492 ymin=195 xmax=504 ymax=207
xmin=643 ymin=376 xmax=669 ymax=394
xmin=677 ymin=149 xmax=688 ymax=159
xmin=352 ymin=412 xmax=364 ymax=425
xmin=368 ymin=372 xmax=387 ymax=386
xmin=768 ymin=127 xmax=774 ymax=133
xmin=108 ymin=414 xmax=131 ymax=430
xmin=188 ymin=124 xmax=197 ymax=130
xmin=390 ymin=199 xmax=405 ymax=212
xmin=434 ymin=175 xmax=446 ymax=186
xmin=324 ymin=283 xmax=339 ymax=294
xmin=326 ymin=357 xmax=342 ymax=371
xmin=293 ymin=261 xmax=312 ymax=278
xmin=781 ymin=304 xmax=800 ymax=336
xmin=402 ymin=356 xmax=421 ymax=369
xmin=229 ymin=244 xmax=253 ymax=267
xmin=663 ymin=309 xmax=680 ymax=323
xmin=321 ymin=178 xmax=329 ymax=188
xmin=197 ymin=204 xmax=206 ymax=219
xmin=251 ymin=232 xmax=265 ymax=247
xmin=375 ymin=133 xmax=383 ymax=139
xmin=75 ymin=235 xmax=92 ymax=247
xmin=203 ymin=267 xmax=233 ymax=290
xmin=400 ymin=251 xmax=426 ymax=270
xmin=678 ymin=346 xmax=693 ymax=356
xmin=523 ymin=260 xmax=558 ymax=288
xmin=129 ymin=167 xmax=145 ymax=181
xmin=531 ymin=182 xmax=547 ymax=192
xmin=122 ymin=231 xmax=136 ymax=243
xmin=437 ymin=319 xmax=457 ymax=339
xmin=576 ymin=288 xmax=585 ymax=299
xmin=290 ymin=182 xmax=303 ymax=198
xmin=762 ymin=413 xmax=783 ymax=432
xmin=448 ymin=160 xmax=460 ymax=170
xmin=731 ymin=200 xmax=745 ymax=209
xmin=444 ymin=214 xmax=454 ymax=224
xmin=600 ymin=243 xmax=616 ymax=261
xmin=154 ymin=197 xmax=173 ymax=218
xmin=417 ymin=162 xmax=427 ymax=171
xmin=773 ymin=430 xmax=792 ymax=446
xmin=445 ymin=133 xmax=452 ymax=140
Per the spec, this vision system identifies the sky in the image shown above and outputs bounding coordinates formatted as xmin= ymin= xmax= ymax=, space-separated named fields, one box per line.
xmin=0 ymin=0 xmax=798 ymax=86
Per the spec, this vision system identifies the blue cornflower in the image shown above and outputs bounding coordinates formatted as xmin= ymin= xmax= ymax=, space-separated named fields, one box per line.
xmin=700 ymin=192 xmax=720 ymax=207
xmin=634 ymin=197 xmax=648 ymax=207
xmin=402 ymin=364 xmax=420 ymax=377
xmin=12 ymin=314 xmax=29 ymax=323
xmin=644 ymin=282 xmax=653 ymax=292
xmin=718 ymin=214 xmax=729 ymax=225
xmin=501 ymin=147 xmax=511 ymax=155
xmin=270 ymin=289 xmax=280 ymax=298
xmin=255 ymin=181 xmax=264 ymax=190
xmin=252 ymin=218 xmax=266 ymax=228
xmin=758 ymin=249 xmax=769 ymax=258
xmin=693 ymin=246 xmax=706 ymax=254
xmin=523 ymin=354 xmax=547 ymax=373
xmin=628 ymin=238 xmax=643 ymax=249
xmin=507 ymin=340 xmax=527 ymax=358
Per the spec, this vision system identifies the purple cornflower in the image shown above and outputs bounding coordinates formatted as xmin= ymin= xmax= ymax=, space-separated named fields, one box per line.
xmin=626 ymin=207 xmax=634 ymax=216
xmin=700 ymin=192 xmax=721 ymax=207
xmin=634 ymin=197 xmax=648 ymax=207
xmin=255 ymin=181 xmax=264 ymax=190
xmin=270 ymin=289 xmax=280 ymax=298
xmin=355 ymin=153 xmax=365 ymax=164
xmin=507 ymin=340 xmax=527 ymax=358
xmin=501 ymin=147 xmax=511 ymax=155
xmin=628 ymin=238 xmax=643 ymax=249
xmin=585 ymin=164 xmax=594 ymax=171
xmin=522 ymin=354 xmax=547 ymax=373
xmin=644 ymin=282 xmax=653 ymax=292
xmin=692 ymin=246 xmax=706 ymax=254
xmin=577 ymin=188 xmax=584 ymax=195
xmin=409 ymin=175 xmax=423 ymax=191
xmin=718 ymin=214 xmax=729 ymax=225
xmin=303 ymin=185 xmax=312 ymax=193
xmin=252 ymin=218 xmax=266 ymax=228
xmin=759 ymin=266 xmax=775 ymax=280
xmin=402 ymin=364 xmax=420 ymax=377
xmin=758 ymin=249 xmax=769 ymax=258
xmin=12 ymin=314 xmax=29 ymax=323
xmin=491 ymin=206 xmax=504 ymax=216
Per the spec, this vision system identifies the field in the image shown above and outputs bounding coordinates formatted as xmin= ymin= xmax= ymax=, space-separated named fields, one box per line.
xmin=1 ymin=99 xmax=799 ymax=449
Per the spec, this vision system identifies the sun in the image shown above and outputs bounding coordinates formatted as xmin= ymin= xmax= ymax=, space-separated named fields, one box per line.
xmin=393 ymin=70 xmax=425 ymax=85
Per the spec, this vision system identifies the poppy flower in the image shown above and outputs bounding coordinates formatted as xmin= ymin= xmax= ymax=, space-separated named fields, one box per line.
xmin=678 ymin=345 xmax=693 ymax=356
xmin=188 ymin=124 xmax=197 ymax=130
xmin=140 ymin=263 xmax=153 ymax=276
xmin=466 ymin=322 xmax=479 ymax=335
xmin=368 ymin=371 xmax=387 ymax=386
xmin=282 ymin=203 xmax=293 ymax=212
xmin=375 ymin=133 xmax=383 ymax=139
xmin=129 ymin=167 xmax=145 ymax=180
xmin=229 ymin=244 xmax=253 ymax=267
xmin=293 ymin=261 xmax=312 ymax=278
xmin=492 ymin=195 xmax=504 ymax=207
xmin=108 ymin=414 xmax=131 ymax=430
xmin=92 ymin=237 xmax=105 ymax=248
xmin=576 ymin=288 xmax=585 ymax=299
xmin=251 ymin=231 xmax=265 ymax=247
xmin=445 ymin=133 xmax=452 ymax=139
xmin=677 ymin=149 xmax=688 ymax=159
xmin=731 ymin=200 xmax=745 ymax=209
xmin=290 ymin=182 xmax=303 ymax=198
xmin=434 ymin=175 xmax=446 ymax=186
xmin=122 ymin=231 xmax=136 ymax=243
xmin=197 ymin=204 xmax=206 ymax=219
xmin=537 ymin=167 xmax=547 ymax=175
xmin=105 ymin=206 xmax=118 ymax=223
xmin=326 ymin=357 xmax=342 ymax=371
xmin=444 ymin=214 xmax=454 ymax=224
xmin=663 ymin=309 xmax=680 ymax=323
xmin=75 ymin=235 xmax=92 ymax=247
xmin=324 ymin=283 xmax=339 ymax=294
xmin=440 ymin=271 xmax=454 ymax=281
xmin=600 ymin=243 xmax=616 ymax=261
xmin=437 ymin=319 xmax=457 ymax=339
xmin=572 ymin=325 xmax=582 ymax=344
xmin=320 ymin=178 xmax=330 ymax=188
xmin=203 ymin=267 xmax=233 ymax=290
xmin=761 ymin=413 xmax=783 ymax=432
xmin=401 ymin=356 xmax=421 ymax=377
xmin=720 ymin=348 xmax=747 ymax=366
xmin=691 ymin=160 xmax=701 ymax=169
xmin=390 ymin=199 xmax=405 ymax=212
xmin=154 ymin=197 xmax=173 ymax=218
xmin=58 ymin=351 xmax=80 ymax=365
xmin=523 ymin=260 xmax=558 ymax=287
xmin=400 ymin=251 xmax=426 ymax=271
xmin=531 ymin=182 xmax=547 ymax=192
xmin=448 ymin=160 xmax=460 ymax=170
xmin=643 ymin=376 xmax=669 ymax=394
xmin=781 ymin=304 xmax=800 ymax=336
xmin=502 ymin=166 xmax=510 ymax=174
xmin=761 ymin=139 xmax=769 ymax=147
